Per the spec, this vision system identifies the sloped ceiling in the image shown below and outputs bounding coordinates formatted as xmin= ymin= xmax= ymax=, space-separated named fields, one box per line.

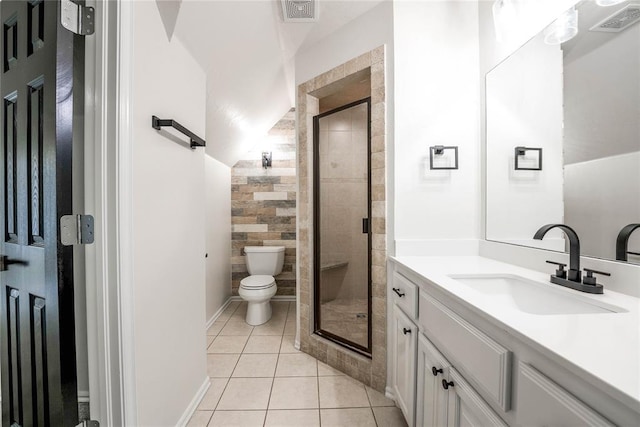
xmin=164 ymin=0 xmax=385 ymax=166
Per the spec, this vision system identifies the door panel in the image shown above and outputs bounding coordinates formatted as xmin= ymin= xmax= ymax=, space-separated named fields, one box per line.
xmin=1 ymin=1 xmax=79 ymax=425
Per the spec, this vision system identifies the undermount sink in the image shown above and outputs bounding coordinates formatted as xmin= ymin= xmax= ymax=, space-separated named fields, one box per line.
xmin=448 ymin=274 xmax=626 ymax=315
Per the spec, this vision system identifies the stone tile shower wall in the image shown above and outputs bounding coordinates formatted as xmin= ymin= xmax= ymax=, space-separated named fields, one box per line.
xmin=231 ymin=110 xmax=297 ymax=296
xmin=298 ymin=46 xmax=388 ymax=392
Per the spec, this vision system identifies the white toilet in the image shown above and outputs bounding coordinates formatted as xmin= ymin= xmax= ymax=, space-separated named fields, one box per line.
xmin=239 ymin=246 xmax=285 ymax=326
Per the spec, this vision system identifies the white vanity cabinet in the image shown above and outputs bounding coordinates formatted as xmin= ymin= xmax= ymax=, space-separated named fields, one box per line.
xmin=391 ymin=301 xmax=418 ymax=424
xmin=416 ymin=334 xmax=450 ymax=426
xmin=388 ymin=260 xmax=638 ymax=427
xmin=516 ymin=363 xmax=614 ymax=426
xmin=415 ymin=328 xmax=507 ymax=427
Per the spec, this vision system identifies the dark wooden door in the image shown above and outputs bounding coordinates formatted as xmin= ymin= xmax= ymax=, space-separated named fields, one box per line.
xmin=1 ymin=1 xmax=80 ymax=425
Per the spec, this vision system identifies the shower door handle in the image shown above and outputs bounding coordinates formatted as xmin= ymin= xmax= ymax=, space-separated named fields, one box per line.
xmin=362 ymin=218 xmax=370 ymax=234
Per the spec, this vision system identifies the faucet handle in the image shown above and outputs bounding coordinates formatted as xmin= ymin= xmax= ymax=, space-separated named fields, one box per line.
xmin=583 ymin=268 xmax=610 ymax=286
xmin=545 ymin=260 xmax=567 ymax=279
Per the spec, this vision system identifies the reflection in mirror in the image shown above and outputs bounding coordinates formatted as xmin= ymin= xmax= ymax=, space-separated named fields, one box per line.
xmin=486 ymin=0 xmax=640 ymax=264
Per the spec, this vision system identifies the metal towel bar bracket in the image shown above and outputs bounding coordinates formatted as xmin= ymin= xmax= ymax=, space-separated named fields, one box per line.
xmin=152 ymin=115 xmax=206 ymax=149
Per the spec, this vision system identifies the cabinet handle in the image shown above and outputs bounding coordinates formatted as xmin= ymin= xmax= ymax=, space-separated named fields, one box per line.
xmin=442 ymin=379 xmax=454 ymax=390
xmin=392 ymin=288 xmax=405 ymax=297
xmin=403 ymin=328 xmax=411 ymax=335
xmin=431 ymin=367 xmax=443 ymax=376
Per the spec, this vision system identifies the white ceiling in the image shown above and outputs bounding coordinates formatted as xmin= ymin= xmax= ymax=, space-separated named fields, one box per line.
xmin=162 ymin=0 xmax=386 ymax=166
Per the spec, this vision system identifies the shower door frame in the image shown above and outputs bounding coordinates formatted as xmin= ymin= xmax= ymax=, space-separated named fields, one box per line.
xmin=312 ymin=97 xmax=372 ymax=357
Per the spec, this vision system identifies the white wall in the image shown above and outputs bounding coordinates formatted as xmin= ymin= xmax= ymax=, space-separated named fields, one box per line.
xmin=393 ymin=0 xmax=480 ymax=244
xmin=131 ymin=2 xmax=207 ymax=425
xmin=565 ymin=152 xmax=640 ymax=262
xmin=563 ymin=4 xmax=640 ymax=165
xmin=485 ymin=34 xmax=564 ymax=249
xmin=294 ymin=0 xmax=394 ymax=256
xmin=204 ymin=155 xmax=232 ymax=322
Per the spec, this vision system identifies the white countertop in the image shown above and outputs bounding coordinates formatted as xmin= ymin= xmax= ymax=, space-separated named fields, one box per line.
xmin=390 ymin=255 xmax=640 ymax=412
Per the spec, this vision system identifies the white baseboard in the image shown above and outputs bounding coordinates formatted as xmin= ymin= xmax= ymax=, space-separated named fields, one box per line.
xmin=205 ymin=298 xmax=234 ymax=330
xmin=385 ymin=386 xmax=396 ymax=402
xmin=78 ymin=390 xmax=90 ymax=403
xmin=176 ymin=376 xmax=210 ymax=427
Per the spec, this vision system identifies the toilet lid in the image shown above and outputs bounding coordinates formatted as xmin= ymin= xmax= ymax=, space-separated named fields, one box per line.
xmin=240 ymin=275 xmax=275 ymax=290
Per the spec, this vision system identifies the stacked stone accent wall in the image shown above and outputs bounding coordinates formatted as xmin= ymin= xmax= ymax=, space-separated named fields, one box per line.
xmin=231 ymin=110 xmax=297 ymax=296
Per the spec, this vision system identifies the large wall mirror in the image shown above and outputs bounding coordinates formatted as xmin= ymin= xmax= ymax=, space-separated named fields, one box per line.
xmin=486 ymin=0 xmax=640 ymax=265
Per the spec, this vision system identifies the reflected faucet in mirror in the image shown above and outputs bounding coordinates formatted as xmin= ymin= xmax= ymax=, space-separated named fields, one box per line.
xmin=533 ymin=224 xmax=606 ymax=294
xmin=616 ymin=224 xmax=640 ymax=262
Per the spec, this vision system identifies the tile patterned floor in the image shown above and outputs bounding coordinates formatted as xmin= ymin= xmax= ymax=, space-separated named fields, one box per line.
xmin=188 ymin=300 xmax=407 ymax=427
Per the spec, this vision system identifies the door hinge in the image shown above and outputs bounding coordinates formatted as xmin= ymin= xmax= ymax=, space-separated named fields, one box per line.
xmin=60 ymin=215 xmax=95 ymax=246
xmin=76 ymin=421 xmax=99 ymax=427
xmin=61 ymin=0 xmax=95 ymax=35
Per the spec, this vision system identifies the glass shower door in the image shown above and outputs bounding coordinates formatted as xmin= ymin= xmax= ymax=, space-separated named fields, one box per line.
xmin=313 ymin=98 xmax=371 ymax=355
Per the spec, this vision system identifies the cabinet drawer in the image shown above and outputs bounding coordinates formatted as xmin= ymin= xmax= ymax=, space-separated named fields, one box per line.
xmin=419 ymin=291 xmax=512 ymax=411
xmin=517 ymin=363 xmax=614 ymax=426
xmin=392 ymin=272 xmax=418 ymax=319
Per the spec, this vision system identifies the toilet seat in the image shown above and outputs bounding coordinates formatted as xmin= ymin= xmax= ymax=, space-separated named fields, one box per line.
xmin=240 ymin=275 xmax=275 ymax=290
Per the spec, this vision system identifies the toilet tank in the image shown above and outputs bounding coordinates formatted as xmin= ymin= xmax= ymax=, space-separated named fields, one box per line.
xmin=244 ymin=246 xmax=285 ymax=275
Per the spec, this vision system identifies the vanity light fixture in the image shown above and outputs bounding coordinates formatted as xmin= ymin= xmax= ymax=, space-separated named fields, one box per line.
xmin=596 ymin=0 xmax=626 ymax=6
xmin=262 ymin=151 xmax=272 ymax=169
xmin=514 ymin=146 xmax=542 ymax=171
xmin=429 ymin=145 xmax=459 ymax=170
xmin=544 ymin=7 xmax=579 ymax=45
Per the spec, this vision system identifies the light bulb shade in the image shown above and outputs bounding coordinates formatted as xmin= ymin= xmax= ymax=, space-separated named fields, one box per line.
xmin=596 ymin=0 xmax=626 ymax=6
xmin=544 ymin=7 xmax=579 ymax=45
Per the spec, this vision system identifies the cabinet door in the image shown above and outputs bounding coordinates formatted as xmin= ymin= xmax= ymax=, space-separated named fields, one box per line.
xmin=517 ymin=363 xmax=614 ymax=426
xmin=417 ymin=334 xmax=450 ymax=427
xmin=393 ymin=304 xmax=418 ymax=426
xmin=446 ymin=368 xmax=508 ymax=427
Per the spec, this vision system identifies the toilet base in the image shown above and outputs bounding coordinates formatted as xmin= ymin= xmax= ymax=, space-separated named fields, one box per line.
xmin=238 ymin=283 xmax=277 ymax=326
xmin=246 ymin=300 xmax=272 ymax=326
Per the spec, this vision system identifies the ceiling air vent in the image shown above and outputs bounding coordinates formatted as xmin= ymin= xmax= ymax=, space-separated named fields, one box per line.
xmin=590 ymin=4 xmax=640 ymax=33
xmin=281 ymin=0 xmax=318 ymax=23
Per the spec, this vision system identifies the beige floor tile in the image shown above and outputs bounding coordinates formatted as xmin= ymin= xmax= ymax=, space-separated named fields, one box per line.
xmin=207 ymin=354 xmax=240 ymax=378
xmin=275 ymin=353 xmax=318 ymax=377
xmin=264 ymin=409 xmax=320 ymax=427
xmin=372 ymin=406 xmax=409 ymax=427
xmin=269 ymin=377 xmax=319 ymax=410
xmin=320 ymin=408 xmax=376 ymax=427
xmin=186 ymin=410 xmax=213 ymax=427
xmin=244 ymin=335 xmax=283 ymax=353
xmin=197 ymin=378 xmax=228 ymax=410
xmin=217 ymin=301 xmax=241 ymax=322
xmin=252 ymin=319 xmax=286 ymax=336
xmin=206 ymin=335 xmax=215 ymax=348
xmin=279 ymin=335 xmax=299 ymax=354
xmin=271 ymin=301 xmax=290 ymax=316
xmin=208 ymin=335 xmax=248 ymax=353
xmin=207 ymin=321 xmax=226 ymax=336
xmin=219 ymin=319 xmax=254 ymax=336
xmin=366 ymin=386 xmax=395 ymax=407
xmin=284 ymin=319 xmax=296 ymax=335
xmin=319 ymin=376 xmax=370 ymax=408
xmin=231 ymin=303 xmax=248 ymax=319
xmin=232 ymin=353 xmax=278 ymax=378
xmin=217 ymin=377 xmax=273 ymax=410
xmin=208 ymin=410 xmax=265 ymax=427
xmin=317 ymin=361 xmax=344 ymax=376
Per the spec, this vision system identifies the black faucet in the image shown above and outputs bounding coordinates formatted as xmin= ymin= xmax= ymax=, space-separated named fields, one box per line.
xmin=616 ymin=224 xmax=640 ymax=261
xmin=533 ymin=224 xmax=581 ymax=281
xmin=533 ymin=224 xmax=605 ymax=294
